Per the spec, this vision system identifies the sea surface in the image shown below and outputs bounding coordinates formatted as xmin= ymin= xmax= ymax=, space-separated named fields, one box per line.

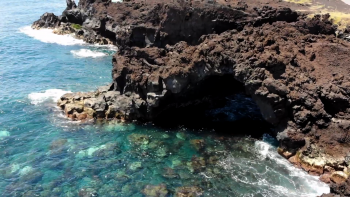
xmin=0 ymin=0 xmax=330 ymax=196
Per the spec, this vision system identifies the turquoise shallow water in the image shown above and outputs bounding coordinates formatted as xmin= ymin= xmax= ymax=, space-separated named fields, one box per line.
xmin=0 ymin=0 xmax=330 ymax=196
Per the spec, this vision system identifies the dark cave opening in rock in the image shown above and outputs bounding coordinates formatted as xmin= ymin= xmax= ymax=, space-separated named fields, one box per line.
xmin=153 ymin=74 xmax=273 ymax=138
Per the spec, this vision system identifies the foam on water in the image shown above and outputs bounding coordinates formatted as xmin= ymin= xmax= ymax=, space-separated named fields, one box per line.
xmin=255 ymin=141 xmax=270 ymax=159
xmin=28 ymin=89 xmax=71 ymax=105
xmin=255 ymin=141 xmax=329 ymax=196
xmin=217 ymin=138 xmax=329 ymax=197
xmin=19 ymin=26 xmax=85 ymax=46
xmin=71 ymin=49 xmax=107 ymax=58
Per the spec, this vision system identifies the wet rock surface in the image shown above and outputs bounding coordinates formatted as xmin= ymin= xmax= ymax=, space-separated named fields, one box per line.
xmin=33 ymin=0 xmax=350 ymax=196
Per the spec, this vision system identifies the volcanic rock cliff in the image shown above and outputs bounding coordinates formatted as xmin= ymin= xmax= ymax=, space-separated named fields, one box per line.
xmin=33 ymin=0 xmax=350 ymax=196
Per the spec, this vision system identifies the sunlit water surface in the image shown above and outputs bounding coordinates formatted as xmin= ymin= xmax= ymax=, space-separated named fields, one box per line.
xmin=0 ymin=0 xmax=329 ymax=196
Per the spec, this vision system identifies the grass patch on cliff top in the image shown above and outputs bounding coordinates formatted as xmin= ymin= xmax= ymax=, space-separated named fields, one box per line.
xmin=327 ymin=12 xmax=350 ymax=30
xmin=71 ymin=24 xmax=82 ymax=30
xmin=284 ymin=0 xmax=312 ymax=4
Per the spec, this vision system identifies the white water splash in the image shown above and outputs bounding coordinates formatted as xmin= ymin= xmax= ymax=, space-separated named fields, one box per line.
xmin=70 ymin=49 xmax=107 ymax=58
xmin=19 ymin=26 xmax=85 ymax=46
xmin=28 ymin=89 xmax=71 ymax=105
xmin=217 ymin=139 xmax=330 ymax=197
xmin=255 ymin=141 xmax=270 ymax=159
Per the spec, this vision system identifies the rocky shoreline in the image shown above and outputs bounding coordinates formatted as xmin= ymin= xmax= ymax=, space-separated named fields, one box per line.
xmin=33 ymin=0 xmax=350 ymax=196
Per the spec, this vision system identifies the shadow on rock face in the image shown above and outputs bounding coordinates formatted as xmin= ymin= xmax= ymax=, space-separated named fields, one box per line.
xmin=152 ymin=75 xmax=273 ymax=137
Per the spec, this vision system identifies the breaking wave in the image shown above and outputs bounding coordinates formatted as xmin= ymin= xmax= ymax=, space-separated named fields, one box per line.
xmin=70 ymin=49 xmax=107 ymax=58
xmin=19 ymin=26 xmax=85 ymax=46
xmin=216 ymin=135 xmax=330 ymax=197
xmin=28 ymin=89 xmax=71 ymax=105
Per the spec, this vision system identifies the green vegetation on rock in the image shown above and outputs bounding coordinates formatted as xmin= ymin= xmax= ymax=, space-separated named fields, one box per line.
xmin=71 ymin=23 xmax=82 ymax=30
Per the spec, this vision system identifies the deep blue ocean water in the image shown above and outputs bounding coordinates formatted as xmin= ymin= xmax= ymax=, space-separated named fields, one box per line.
xmin=0 ymin=0 xmax=330 ymax=196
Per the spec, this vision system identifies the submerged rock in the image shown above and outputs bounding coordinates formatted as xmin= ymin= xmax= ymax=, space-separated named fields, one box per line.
xmin=115 ymin=170 xmax=130 ymax=183
xmin=175 ymin=186 xmax=203 ymax=197
xmin=79 ymin=188 xmax=98 ymax=197
xmin=19 ymin=168 xmax=44 ymax=184
xmin=162 ymin=168 xmax=179 ymax=179
xmin=176 ymin=132 xmax=187 ymax=140
xmin=172 ymin=159 xmax=183 ymax=168
xmin=121 ymin=184 xmax=135 ymax=196
xmin=190 ymin=139 xmax=205 ymax=152
xmin=142 ymin=184 xmax=168 ymax=197
xmin=155 ymin=147 xmax=168 ymax=158
xmin=128 ymin=133 xmax=149 ymax=146
xmin=92 ymin=142 xmax=121 ymax=157
xmin=50 ymin=139 xmax=68 ymax=150
xmin=129 ymin=162 xmax=142 ymax=171
xmin=76 ymin=143 xmax=120 ymax=158
xmin=19 ymin=166 xmax=34 ymax=176
xmin=10 ymin=163 xmax=20 ymax=174
xmin=49 ymin=138 xmax=69 ymax=155
xmin=188 ymin=157 xmax=206 ymax=173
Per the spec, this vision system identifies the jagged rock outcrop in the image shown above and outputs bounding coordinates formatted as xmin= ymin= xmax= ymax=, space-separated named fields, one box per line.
xmin=34 ymin=0 xmax=350 ymax=196
xmin=32 ymin=13 xmax=61 ymax=29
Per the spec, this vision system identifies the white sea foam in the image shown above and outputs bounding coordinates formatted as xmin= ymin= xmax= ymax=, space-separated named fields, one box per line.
xmin=217 ymin=139 xmax=330 ymax=197
xmin=19 ymin=26 xmax=85 ymax=46
xmin=28 ymin=89 xmax=71 ymax=105
xmin=70 ymin=49 xmax=107 ymax=58
xmin=255 ymin=141 xmax=270 ymax=159
xmin=258 ymin=141 xmax=329 ymax=196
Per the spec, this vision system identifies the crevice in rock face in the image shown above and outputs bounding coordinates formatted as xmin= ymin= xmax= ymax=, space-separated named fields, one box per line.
xmin=320 ymin=96 xmax=349 ymax=117
xmin=98 ymin=19 xmax=118 ymax=43
xmin=115 ymin=67 xmax=128 ymax=94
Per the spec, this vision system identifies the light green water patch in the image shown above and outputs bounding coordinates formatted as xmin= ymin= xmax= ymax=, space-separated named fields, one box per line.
xmin=0 ymin=130 xmax=10 ymax=139
xmin=10 ymin=163 xmax=20 ymax=174
xmin=19 ymin=166 xmax=33 ymax=176
xmin=76 ymin=144 xmax=107 ymax=158
xmin=176 ymin=132 xmax=187 ymax=140
xmin=129 ymin=162 xmax=142 ymax=171
xmin=41 ymin=170 xmax=62 ymax=183
xmin=103 ymin=120 xmax=136 ymax=132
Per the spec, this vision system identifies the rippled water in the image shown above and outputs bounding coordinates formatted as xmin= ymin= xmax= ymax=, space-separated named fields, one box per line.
xmin=0 ymin=0 xmax=329 ymax=196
